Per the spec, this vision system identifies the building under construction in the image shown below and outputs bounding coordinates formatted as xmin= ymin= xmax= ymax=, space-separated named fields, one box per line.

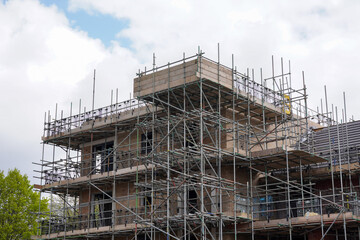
xmin=34 ymin=49 xmax=360 ymax=240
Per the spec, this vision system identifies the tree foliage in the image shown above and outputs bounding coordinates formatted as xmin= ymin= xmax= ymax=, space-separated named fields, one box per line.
xmin=0 ymin=169 xmax=48 ymax=240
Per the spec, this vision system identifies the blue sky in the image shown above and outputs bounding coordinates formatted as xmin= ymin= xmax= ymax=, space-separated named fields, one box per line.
xmin=40 ymin=0 xmax=131 ymax=48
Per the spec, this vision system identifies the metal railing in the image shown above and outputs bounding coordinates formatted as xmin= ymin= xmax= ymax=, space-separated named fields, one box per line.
xmin=44 ymin=99 xmax=147 ymax=138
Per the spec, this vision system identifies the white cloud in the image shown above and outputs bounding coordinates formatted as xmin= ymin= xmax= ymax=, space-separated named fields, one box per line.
xmin=27 ymin=26 xmax=105 ymax=85
xmin=0 ymin=0 xmax=140 ymax=179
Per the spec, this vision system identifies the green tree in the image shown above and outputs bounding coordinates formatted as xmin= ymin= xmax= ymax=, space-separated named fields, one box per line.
xmin=0 ymin=169 xmax=48 ymax=240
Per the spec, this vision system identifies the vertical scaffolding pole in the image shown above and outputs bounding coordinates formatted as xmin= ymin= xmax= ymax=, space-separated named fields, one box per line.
xmin=282 ymin=58 xmax=292 ymax=239
xmin=320 ymin=191 xmax=324 ymax=237
xmin=151 ymin=53 xmax=156 ymax=240
xmin=302 ymin=72 xmax=309 ymax=153
xmin=232 ymin=53 xmax=237 ymax=240
xmin=343 ymin=92 xmax=352 ymax=193
xmin=49 ymin=103 xmax=58 ymax=236
xmin=92 ymin=70 xmax=96 ymax=114
xmin=37 ymin=112 xmax=47 ymax=236
xmin=299 ymin=158 xmax=305 ymax=216
xmin=112 ymin=124 xmax=117 ymax=240
xmin=182 ymin=52 xmax=187 ymax=240
xmin=325 ymin=86 xmax=336 ymax=202
xmin=64 ymin=102 xmax=73 ymax=239
xmin=198 ymin=46 xmax=205 ymax=240
xmin=336 ymin=107 xmax=347 ymax=240
xmin=246 ymin=66 xmax=254 ymax=240
xmin=217 ymin=43 xmax=223 ymax=240
xmin=166 ymin=61 xmax=171 ymax=240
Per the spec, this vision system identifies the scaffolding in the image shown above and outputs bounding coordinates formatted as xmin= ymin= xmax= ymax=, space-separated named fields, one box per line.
xmin=34 ymin=47 xmax=360 ymax=240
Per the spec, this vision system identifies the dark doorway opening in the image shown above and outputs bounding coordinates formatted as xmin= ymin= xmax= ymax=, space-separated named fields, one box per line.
xmin=92 ymin=192 xmax=112 ymax=227
xmin=188 ymin=190 xmax=198 ymax=214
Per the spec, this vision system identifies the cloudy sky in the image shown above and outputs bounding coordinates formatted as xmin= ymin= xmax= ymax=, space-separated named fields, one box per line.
xmin=0 ymin=0 xmax=359 ymax=183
